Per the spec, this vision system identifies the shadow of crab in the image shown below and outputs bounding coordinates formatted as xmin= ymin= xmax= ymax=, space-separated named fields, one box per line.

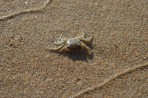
xmin=50 ymin=45 xmax=94 ymax=62
xmin=66 ymin=50 xmax=94 ymax=62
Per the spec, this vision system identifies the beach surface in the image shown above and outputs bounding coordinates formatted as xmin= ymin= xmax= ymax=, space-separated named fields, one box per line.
xmin=0 ymin=0 xmax=148 ymax=98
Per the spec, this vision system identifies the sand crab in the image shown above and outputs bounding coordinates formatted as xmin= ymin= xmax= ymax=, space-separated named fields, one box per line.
xmin=49 ymin=32 xmax=94 ymax=55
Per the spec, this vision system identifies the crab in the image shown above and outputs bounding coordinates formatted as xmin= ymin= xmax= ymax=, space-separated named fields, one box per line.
xmin=49 ymin=32 xmax=94 ymax=55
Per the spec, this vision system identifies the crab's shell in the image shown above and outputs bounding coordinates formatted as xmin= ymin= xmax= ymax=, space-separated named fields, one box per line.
xmin=66 ymin=38 xmax=81 ymax=48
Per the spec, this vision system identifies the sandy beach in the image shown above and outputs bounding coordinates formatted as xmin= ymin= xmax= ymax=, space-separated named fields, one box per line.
xmin=0 ymin=0 xmax=148 ymax=98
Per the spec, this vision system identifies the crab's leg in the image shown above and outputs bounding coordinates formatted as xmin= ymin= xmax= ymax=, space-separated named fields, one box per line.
xmin=54 ymin=34 xmax=67 ymax=46
xmin=80 ymin=41 xmax=92 ymax=55
xmin=49 ymin=44 xmax=65 ymax=51
xmin=54 ymin=41 xmax=63 ymax=46
xmin=80 ymin=34 xmax=94 ymax=44
xmin=82 ymin=32 xmax=87 ymax=37
xmin=60 ymin=45 xmax=71 ymax=52
xmin=54 ymin=39 xmax=66 ymax=46
xmin=82 ymin=31 xmax=90 ymax=36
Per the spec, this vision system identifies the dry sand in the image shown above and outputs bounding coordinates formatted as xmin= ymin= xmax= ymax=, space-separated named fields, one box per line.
xmin=0 ymin=0 xmax=148 ymax=98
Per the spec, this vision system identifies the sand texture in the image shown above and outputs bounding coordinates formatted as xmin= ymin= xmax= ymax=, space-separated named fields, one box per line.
xmin=0 ymin=0 xmax=148 ymax=98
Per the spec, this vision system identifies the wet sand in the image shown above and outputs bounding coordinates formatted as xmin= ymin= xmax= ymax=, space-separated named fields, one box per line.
xmin=0 ymin=0 xmax=148 ymax=98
